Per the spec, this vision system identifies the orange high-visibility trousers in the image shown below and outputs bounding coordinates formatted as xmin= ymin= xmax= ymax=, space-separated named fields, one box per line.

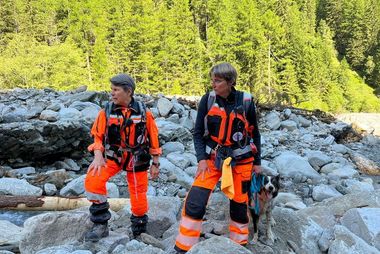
xmin=84 ymin=159 xmax=149 ymax=216
xmin=175 ymin=158 xmax=253 ymax=252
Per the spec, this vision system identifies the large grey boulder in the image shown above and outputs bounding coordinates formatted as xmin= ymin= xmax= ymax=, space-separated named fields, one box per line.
xmin=280 ymin=120 xmax=298 ymax=131
xmin=321 ymin=163 xmax=358 ymax=179
xmin=171 ymin=99 xmax=186 ymax=116
xmin=298 ymin=115 xmax=312 ymax=127
xmin=306 ymin=150 xmax=332 ymax=170
xmin=155 ymin=119 xmax=192 ymax=142
xmin=60 ymin=175 xmax=119 ymax=198
xmin=7 ymin=166 xmax=36 ymax=177
xmin=332 ymin=144 xmax=349 ymax=154
xmin=157 ymin=98 xmax=173 ymax=117
xmin=0 ymin=178 xmax=42 ymax=196
xmin=328 ymin=225 xmax=380 ymax=254
xmin=35 ymin=245 xmax=91 ymax=254
xmin=19 ymin=211 xmax=92 ymax=254
xmin=161 ymin=142 xmax=185 ymax=156
xmin=0 ymin=220 xmax=24 ymax=252
xmin=298 ymin=191 xmax=380 ymax=233
xmin=343 ymin=179 xmax=375 ymax=193
xmin=273 ymin=151 xmax=321 ymax=180
xmin=180 ymin=114 xmax=194 ymax=131
xmin=58 ymin=108 xmax=81 ymax=120
xmin=0 ymin=120 xmax=91 ymax=161
xmin=118 ymin=196 xmax=181 ymax=238
xmin=39 ymin=110 xmax=59 ymax=122
xmin=59 ymin=91 xmax=99 ymax=105
xmin=111 ymin=239 xmax=164 ymax=254
xmin=166 ymin=152 xmax=191 ymax=169
xmin=160 ymin=157 xmax=193 ymax=189
xmin=264 ymin=111 xmax=281 ymax=130
xmin=84 ymin=232 xmax=129 ymax=253
xmin=187 ymin=236 xmax=251 ymax=254
xmin=341 ymin=208 xmax=380 ymax=250
xmin=312 ymin=184 xmax=342 ymax=201
xmin=273 ymin=192 xmax=306 ymax=210
xmin=272 ymin=207 xmax=323 ymax=254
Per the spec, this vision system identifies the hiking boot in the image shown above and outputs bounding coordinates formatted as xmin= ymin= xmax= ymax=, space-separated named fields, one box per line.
xmin=174 ymin=245 xmax=187 ymax=253
xmin=131 ymin=214 xmax=148 ymax=237
xmin=84 ymin=222 xmax=109 ymax=242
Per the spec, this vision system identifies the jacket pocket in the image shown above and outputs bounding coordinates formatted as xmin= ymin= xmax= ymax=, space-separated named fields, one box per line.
xmin=207 ymin=115 xmax=222 ymax=138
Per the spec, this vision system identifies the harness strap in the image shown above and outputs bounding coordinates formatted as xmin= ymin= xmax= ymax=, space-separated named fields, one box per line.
xmin=203 ymin=90 xmax=252 ymax=142
xmin=103 ymin=102 xmax=113 ymax=160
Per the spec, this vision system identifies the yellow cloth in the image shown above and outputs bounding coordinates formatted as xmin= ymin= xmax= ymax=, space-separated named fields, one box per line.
xmin=221 ymin=157 xmax=234 ymax=199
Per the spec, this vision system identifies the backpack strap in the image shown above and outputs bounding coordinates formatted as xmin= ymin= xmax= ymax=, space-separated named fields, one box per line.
xmin=137 ymin=100 xmax=146 ymax=121
xmin=104 ymin=102 xmax=113 ymax=142
xmin=242 ymin=92 xmax=252 ymax=118
xmin=204 ymin=91 xmax=216 ymax=137
xmin=103 ymin=102 xmax=113 ymax=159
xmin=207 ymin=90 xmax=216 ymax=111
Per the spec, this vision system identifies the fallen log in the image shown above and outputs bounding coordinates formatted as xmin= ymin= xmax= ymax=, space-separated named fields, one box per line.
xmin=0 ymin=196 xmax=130 ymax=212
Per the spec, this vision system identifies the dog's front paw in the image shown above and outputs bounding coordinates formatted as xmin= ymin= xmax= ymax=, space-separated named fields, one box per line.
xmin=265 ymin=229 xmax=275 ymax=245
xmin=250 ymin=232 xmax=258 ymax=244
xmin=270 ymin=218 xmax=276 ymax=226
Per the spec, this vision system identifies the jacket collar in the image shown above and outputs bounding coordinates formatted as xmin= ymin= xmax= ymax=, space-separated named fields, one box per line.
xmin=113 ymin=97 xmax=139 ymax=113
xmin=216 ymin=87 xmax=236 ymax=104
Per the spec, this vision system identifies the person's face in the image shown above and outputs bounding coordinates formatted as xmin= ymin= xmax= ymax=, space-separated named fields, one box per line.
xmin=111 ymin=84 xmax=132 ymax=106
xmin=211 ymin=75 xmax=232 ymax=98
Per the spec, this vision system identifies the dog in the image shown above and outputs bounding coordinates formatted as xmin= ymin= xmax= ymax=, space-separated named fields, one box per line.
xmin=248 ymin=173 xmax=280 ymax=244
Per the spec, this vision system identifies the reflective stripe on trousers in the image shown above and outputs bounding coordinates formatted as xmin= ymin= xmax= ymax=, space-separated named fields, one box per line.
xmin=175 ymin=215 xmax=202 ymax=251
xmin=229 ymin=220 xmax=249 ymax=244
xmin=85 ymin=191 xmax=107 ymax=203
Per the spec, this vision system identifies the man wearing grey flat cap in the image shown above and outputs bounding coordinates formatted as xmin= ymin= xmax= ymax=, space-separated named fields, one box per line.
xmin=84 ymin=73 xmax=162 ymax=241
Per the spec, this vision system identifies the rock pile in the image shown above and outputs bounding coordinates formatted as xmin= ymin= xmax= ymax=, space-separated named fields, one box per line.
xmin=0 ymin=87 xmax=379 ymax=254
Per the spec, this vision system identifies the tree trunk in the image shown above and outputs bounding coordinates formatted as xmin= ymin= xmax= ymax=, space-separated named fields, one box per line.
xmin=0 ymin=196 xmax=130 ymax=212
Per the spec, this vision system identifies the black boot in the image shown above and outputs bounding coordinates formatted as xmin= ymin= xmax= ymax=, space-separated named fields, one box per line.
xmin=130 ymin=214 xmax=148 ymax=237
xmin=84 ymin=222 xmax=109 ymax=242
xmin=174 ymin=245 xmax=187 ymax=253
xmin=85 ymin=202 xmax=111 ymax=242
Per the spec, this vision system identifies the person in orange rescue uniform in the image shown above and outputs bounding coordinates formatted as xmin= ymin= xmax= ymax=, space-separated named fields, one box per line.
xmin=84 ymin=73 xmax=161 ymax=242
xmin=174 ymin=63 xmax=261 ymax=253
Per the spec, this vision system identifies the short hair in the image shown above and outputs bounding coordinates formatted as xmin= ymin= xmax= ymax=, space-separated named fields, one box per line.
xmin=110 ymin=73 xmax=135 ymax=95
xmin=209 ymin=62 xmax=237 ymax=86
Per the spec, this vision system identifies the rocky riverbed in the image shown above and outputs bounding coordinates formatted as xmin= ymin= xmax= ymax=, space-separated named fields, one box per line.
xmin=0 ymin=87 xmax=379 ymax=254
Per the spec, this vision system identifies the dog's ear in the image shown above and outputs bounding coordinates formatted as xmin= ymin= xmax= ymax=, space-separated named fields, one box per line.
xmin=275 ymin=174 xmax=280 ymax=182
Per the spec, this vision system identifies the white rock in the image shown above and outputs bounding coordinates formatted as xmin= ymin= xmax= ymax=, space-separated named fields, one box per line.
xmin=157 ymin=98 xmax=173 ymax=117
xmin=0 ymin=178 xmax=42 ymax=196
xmin=341 ymin=208 xmax=380 ymax=249
xmin=312 ymin=184 xmax=342 ymax=201
xmin=274 ymin=151 xmax=321 ymax=180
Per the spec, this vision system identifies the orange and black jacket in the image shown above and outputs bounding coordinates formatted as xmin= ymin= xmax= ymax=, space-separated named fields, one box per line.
xmin=194 ymin=88 xmax=261 ymax=165
xmin=88 ymin=98 xmax=161 ymax=156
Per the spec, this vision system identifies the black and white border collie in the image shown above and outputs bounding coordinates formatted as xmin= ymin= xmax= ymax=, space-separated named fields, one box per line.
xmin=248 ymin=174 xmax=280 ymax=244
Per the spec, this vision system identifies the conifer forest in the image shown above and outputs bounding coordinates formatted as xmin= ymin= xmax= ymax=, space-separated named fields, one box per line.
xmin=1 ymin=0 xmax=380 ymax=112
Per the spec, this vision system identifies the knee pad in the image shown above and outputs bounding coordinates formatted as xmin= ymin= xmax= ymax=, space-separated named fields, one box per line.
xmin=185 ymin=186 xmax=211 ymax=220
xmin=230 ymin=200 xmax=248 ymax=224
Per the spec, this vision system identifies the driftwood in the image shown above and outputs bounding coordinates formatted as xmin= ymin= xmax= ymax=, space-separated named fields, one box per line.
xmin=0 ymin=196 xmax=130 ymax=212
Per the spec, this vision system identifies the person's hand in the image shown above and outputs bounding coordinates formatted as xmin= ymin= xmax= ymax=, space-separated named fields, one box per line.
xmin=252 ymin=165 xmax=262 ymax=174
xmin=196 ymin=160 xmax=209 ymax=179
xmin=150 ymin=164 xmax=159 ymax=180
xmin=88 ymin=150 xmax=105 ymax=176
